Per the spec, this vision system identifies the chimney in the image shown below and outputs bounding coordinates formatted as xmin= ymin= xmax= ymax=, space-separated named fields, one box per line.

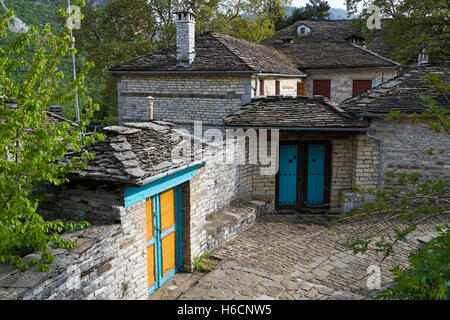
xmin=418 ymin=48 xmax=429 ymax=66
xmin=49 ymin=105 xmax=64 ymax=118
xmin=175 ymin=10 xmax=196 ymax=67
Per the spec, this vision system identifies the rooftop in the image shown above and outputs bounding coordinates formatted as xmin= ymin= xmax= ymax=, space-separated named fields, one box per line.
xmin=64 ymin=121 xmax=215 ymax=186
xmin=342 ymin=62 xmax=450 ymax=116
xmin=223 ymin=96 xmax=369 ymax=129
xmin=109 ymin=32 xmax=304 ymax=76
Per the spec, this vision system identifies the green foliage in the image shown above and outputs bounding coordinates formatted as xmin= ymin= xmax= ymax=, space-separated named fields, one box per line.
xmin=345 ymin=0 xmax=450 ymax=64
xmin=377 ymin=228 xmax=449 ymax=300
xmin=275 ymin=0 xmax=331 ymax=31
xmin=0 ymin=7 xmax=104 ymax=271
xmin=193 ymin=252 xmax=215 ymax=273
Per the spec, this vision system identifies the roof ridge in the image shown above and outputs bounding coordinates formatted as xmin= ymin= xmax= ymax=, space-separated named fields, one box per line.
xmin=349 ymin=43 xmax=400 ymax=66
xmin=209 ymin=32 xmax=261 ymax=72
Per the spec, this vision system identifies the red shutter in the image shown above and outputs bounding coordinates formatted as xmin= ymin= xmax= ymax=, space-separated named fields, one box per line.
xmin=313 ymin=80 xmax=331 ymax=99
xmin=352 ymin=80 xmax=373 ymax=97
xmin=259 ymin=79 xmax=264 ymax=96
xmin=275 ymin=80 xmax=280 ymax=96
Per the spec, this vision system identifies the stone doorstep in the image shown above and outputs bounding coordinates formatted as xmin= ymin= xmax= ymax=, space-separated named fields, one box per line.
xmin=205 ymin=198 xmax=272 ymax=248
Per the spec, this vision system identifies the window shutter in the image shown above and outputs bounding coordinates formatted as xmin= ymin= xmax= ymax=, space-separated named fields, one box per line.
xmin=259 ymin=79 xmax=264 ymax=96
xmin=275 ymin=80 xmax=280 ymax=95
xmin=297 ymin=82 xmax=304 ymax=96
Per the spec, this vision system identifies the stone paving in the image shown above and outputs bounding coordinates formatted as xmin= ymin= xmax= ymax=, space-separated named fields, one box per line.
xmin=151 ymin=213 xmax=447 ymax=300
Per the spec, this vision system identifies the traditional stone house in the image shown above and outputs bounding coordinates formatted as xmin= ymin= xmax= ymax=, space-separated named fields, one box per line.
xmin=261 ymin=20 xmax=401 ymax=103
xmin=221 ymin=62 xmax=449 ymax=214
xmin=110 ymin=11 xmax=306 ymax=128
xmin=111 ymin=15 xmax=401 ymax=127
xmin=223 ymin=96 xmax=373 ymax=213
xmin=342 ymin=62 xmax=450 ymax=185
xmin=15 ymin=120 xmax=268 ymax=299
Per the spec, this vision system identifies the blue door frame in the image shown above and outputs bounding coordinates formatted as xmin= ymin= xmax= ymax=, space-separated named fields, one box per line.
xmin=147 ymin=186 xmax=183 ymax=296
xmin=123 ymin=164 xmax=204 ymax=296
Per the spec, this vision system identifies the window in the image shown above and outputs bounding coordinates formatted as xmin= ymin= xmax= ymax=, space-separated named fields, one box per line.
xmin=275 ymin=80 xmax=280 ymax=96
xmin=352 ymin=80 xmax=373 ymax=97
xmin=300 ymin=27 xmax=305 ymax=34
xmin=313 ymin=80 xmax=331 ymax=99
xmin=259 ymin=79 xmax=264 ymax=96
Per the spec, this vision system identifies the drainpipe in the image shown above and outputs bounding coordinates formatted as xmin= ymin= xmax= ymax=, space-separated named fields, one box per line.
xmin=366 ymin=130 xmax=383 ymax=190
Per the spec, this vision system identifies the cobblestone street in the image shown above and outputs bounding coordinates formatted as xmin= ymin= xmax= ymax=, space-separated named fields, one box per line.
xmin=151 ymin=214 xmax=446 ymax=300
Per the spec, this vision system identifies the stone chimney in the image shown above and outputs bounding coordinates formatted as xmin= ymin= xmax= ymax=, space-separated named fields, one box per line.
xmin=418 ymin=48 xmax=429 ymax=66
xmin=49 ymin=105 xmax=64 ymax=118
xmin=175 ymin=10 xmax=196 ymax=67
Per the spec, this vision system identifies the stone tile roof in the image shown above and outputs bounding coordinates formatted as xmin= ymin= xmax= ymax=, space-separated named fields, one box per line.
xmin=342 ymin=62 xmax=450 ymax=116
xmin=262 ymin=19 xmax=396 ymax=61
xmin=109 ymin=32 xmax=304 ymax=76
xmin=66 ymin=121 xmax=213 ymax=185
xmin=262 ymin=37 xmax=398 ymax=70
xmin=223 ymin=96 xmax=369 ymax=129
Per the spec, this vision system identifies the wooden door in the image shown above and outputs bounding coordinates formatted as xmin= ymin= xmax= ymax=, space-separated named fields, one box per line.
xmin=352 ymin=80 xmax=373 ymax=97
xmin=278 ymin=145 xmax=298 ymax=206
xmin=297 ymin=82 xmax=304 ymax=96
xmin=313 ymin=80 xmax=331 ymax=99
xmin=306 ymin=145 xmax=325 ymax=205
xmin=146 ymin=186 xmax=182 ymax=296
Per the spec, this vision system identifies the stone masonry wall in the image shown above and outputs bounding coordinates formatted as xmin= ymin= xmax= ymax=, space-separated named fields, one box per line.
xmin=0 ymin=200 xmax=148 ymax=300
xmin=304 ymin=68 xmax=397 ymax=103
xmin=117 ymin=74 xmax=252 ymax=126
xmin=370 ymin=119 xmax=450 ymax=183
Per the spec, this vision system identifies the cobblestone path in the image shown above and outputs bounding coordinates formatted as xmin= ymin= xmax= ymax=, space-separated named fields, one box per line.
xmin=152 ymin=214 xmax=447 ymax=300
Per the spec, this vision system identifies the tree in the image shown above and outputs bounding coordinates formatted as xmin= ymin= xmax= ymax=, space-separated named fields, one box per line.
xmin=338 ymin=72 xmax=449 ymax=299
xmin=0 ymin=6 xmax=104 ymax=271
xmin=275 ymin=0 xmax=331 ymax=31
xmin=345 ymin=0 xmax=450 ymax=64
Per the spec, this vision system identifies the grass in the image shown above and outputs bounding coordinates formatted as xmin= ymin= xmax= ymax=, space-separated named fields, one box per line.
xmin=193 ymin=252 xmax=217 ymax=273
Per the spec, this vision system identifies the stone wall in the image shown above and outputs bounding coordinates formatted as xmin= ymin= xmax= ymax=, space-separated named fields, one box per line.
xmin=182 ymin=148 xmax=254 ymax=269
xmin=370 ymin=119 xmax=450 ymax=183
xmin=304 ymin=68 xmax=398 ymax=103
xmin=0 ymin=201 xmax=148 ymax=300
xmin=117 ymin=74 xmax=252 ymax=126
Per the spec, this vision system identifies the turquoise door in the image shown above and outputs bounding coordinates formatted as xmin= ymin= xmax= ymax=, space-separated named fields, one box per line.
xmin=307 ymin=145 xmax=325 ymax=205
xmin=278 ymin=145 xmax=298 ymax=205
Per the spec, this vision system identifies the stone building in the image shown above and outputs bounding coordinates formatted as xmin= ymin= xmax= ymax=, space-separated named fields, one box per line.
xmin=261 ymin=19 xmax=401 ymax=103
xmin=110 ymin=15 xmax=400 ymax=130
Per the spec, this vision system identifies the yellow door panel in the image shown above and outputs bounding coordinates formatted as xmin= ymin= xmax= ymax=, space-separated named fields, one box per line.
xmin=161 ymin=231 xmax=176 ymax=276
xmin=147 ymin=244 xmax=156 ymax=287
xmin=159 ymin=189 xmax=175 ymax=232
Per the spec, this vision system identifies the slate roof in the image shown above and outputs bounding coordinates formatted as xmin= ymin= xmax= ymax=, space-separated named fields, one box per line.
xmin=262 ymin=19 xmax=395 ymax=60
xmin=65 ymin=121 xmax=215 ymax=186
xmin=262 ymin=38 xmax=399 ymax=70
xmin=223 ymin=96 xmax=369 ymax=129
xmin=109 ymin=32 xmax=304 ymax=76
xmin=342 ymin=62 xmax=450 ymax=116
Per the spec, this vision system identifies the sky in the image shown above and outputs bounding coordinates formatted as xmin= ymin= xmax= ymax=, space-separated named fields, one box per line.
xmin=291 ymin=0 xmax=347 ymax=9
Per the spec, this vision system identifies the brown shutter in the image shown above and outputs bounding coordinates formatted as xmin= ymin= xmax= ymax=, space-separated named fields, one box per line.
xmin=259 ymin=79 xmax=264 ymax=96
xmin=313 ymin=80 xmax=331 ymax=99
xmin=275 ymin=80 xmax=280 ymax=95
xmin=352 ymin=80 xmax=373 ymax=97
xmin=297 ymin=82 xmax=304 ymax=96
